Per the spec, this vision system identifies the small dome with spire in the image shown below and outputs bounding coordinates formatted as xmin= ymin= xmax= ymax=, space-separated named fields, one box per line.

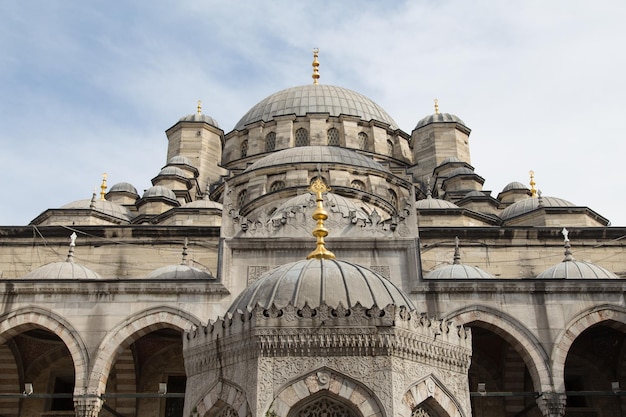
xmin=178 ymin=100 xmax=220 ymax=128
xmin=146 ymin=239 xmax=216 ymax=280
xmin=23 ymin=233 xmax=102 ymax=279
xmin=425 ymin=237 xmax=493 ymax=279
xmin=536 ymin=228 xmax=618 ymax=279
xmin=500 ymin=195 xmax=575 ymax=220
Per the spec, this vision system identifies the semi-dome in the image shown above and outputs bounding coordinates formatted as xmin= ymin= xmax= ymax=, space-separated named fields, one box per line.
xmin=109 ymin=182 xmax=138 ymax=196
xmin=269 ymin=192 xmax=371 ymax=223
xmin=415 ymin=112 xmax=466 ymax=130
xmin=227 ymin=258 xmax=416 ymax=314
xmin=179 ymin=112 xmax=219 ymax=128
xmin=245 ymin=146 xmax=391 ymax=174
xmin=501 ymin=196 xmax=575 ymax=220
xmin=234 ymin=84 xmax=399 ymax=131
xmin=61 ymin=199 xmax=133 ymax=222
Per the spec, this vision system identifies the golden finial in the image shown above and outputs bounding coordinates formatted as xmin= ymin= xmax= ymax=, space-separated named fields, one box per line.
xmin=197 ymin=100 xmax=202 ymax=115
xmin=100 ymin=173 xmax=108 ymax=201
xmin=434 ymin=99 xmax=439 ymax=115
xmin=529 ymin=170 xmax=537 ymax=197
xmin=306 ymin=177 xmax=336 ymax=260
xmin=312 ymin=48 xmax=320 ymax=85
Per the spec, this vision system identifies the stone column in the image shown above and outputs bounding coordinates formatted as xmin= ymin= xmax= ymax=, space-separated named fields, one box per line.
xmin=537 ymin=392 xmax=566 ymax=417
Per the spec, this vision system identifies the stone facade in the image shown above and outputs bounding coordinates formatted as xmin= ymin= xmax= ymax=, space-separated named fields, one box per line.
xmin=0 ymin=80 xmax=624 ymax=417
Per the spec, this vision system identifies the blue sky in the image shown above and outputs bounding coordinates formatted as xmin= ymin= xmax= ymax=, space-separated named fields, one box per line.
xmin=1 ymin=1 xmax=626 ymax=226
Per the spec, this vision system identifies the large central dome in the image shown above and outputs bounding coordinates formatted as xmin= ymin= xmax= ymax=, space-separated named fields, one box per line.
xmin=234 ymin=84 xmax=399 ymax=131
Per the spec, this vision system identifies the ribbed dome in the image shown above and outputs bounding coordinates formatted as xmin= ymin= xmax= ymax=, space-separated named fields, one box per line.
xmin=23 ymin=261 xmax=102 ymax=280
xmin=61 ymin=199 xmax=132 ymax=222
xmin=537 ymin=261 xmax=618 ymax=279
xmin=245 ymin=146 xmax=391 ymax=174
xmin=227 ymin=258 xmax=415 ymax=314
xmin=109 ymin=182 xmax=138 ymax=196
xmin=415 ymin=196 xmax=459 ymax=209
xmin=234 ymin=84 xmax=398 ymax=130
xmin=425 ymin=264 xmax=494 ymax=279
xmin=501 ymin=196 xmax=575 ymax=220
xmin=415 ymin=113 xmax=466 ymax=130
xmin=146 ymin=264 xmax=215 ymax=280
xmin=179 ymin=112 xmax=219 ymax=128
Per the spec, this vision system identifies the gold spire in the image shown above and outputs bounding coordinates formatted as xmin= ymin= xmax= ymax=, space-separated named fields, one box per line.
xmin=434 ymin=99 xmax=440 ymax=114
xmin=197 ymin=100 xmax=202 ymax=115
xmin=312 ymin=48 xmax=320 ymax=85
xmin=100 ymin=173 xmax=108 ymax=201
xmin=529 ymin=170 xmax=537 ymax=197
xmin=306 ymin=177 xmax=336 ymax=260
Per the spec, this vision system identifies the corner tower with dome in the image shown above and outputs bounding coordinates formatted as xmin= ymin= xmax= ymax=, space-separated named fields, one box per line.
xmin=0 ymin=50 xmax=625 ymax=417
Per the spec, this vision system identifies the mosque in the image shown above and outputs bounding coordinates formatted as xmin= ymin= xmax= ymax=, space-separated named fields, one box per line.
xmin=0 ymin=50 xmax=625 ymax=417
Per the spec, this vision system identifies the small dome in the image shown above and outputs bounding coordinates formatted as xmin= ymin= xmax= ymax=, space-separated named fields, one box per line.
xmin=245 ymin=146 xmax=391 ymax=174
xmin=502 ymin=181 xmax=529 ymax=192
xmin=464 ymin=191 xmax=487 ymax=198
xmin=181 ymin=200 xmax=224 ymax=210
xmin=146 ymin=264 xmax=215 ymax=280
xmin=61 ymin=199 xmax=132 ymax=222
xmin=439 ymin=156 xmax=462 ymax=165
xmin=142 ymin=185 xmax=177 ymax=200
xmin=179 ymin=113 xmax=219 ymax=128
xmin=536 ymin=261 xmax=618 ymax=279
xmin=23 ymin=261 xmax=102 ymax=279
xmin=157 ymin=166 xmax=187 ymax=178
xmin=235 ymin=84 xmax=398 ymax=131
xmin=109 ymin=182 xmax=138 ymax=196
xmin=415 ymin=112 xmax=466 ymax=130
xmin=447 ymin=167 xmax=476 ymax=177
xmin=227 ymin=258 xmax=415 ymax=314
xmin=425 ymin=264 xmax=494 ymax=279
xmin=501 ymin=196 xmax=575 ymax=220
xmin=415 ymin=196 xmax=459 ymax=209
xmin=167 ymin=155 xmax=196 ymax=167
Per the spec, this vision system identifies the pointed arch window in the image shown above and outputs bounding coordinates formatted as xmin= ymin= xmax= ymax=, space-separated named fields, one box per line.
xmin=240 ymin=140 xmax=248 ymax=158
xmin=295 ymin=128 xmax=309 ymax=147
xmin=358 ymin=132 xmax=368 ymax=150
xmin=327 ymin=128 xmax=340 ymax=146
xmin=388 ymin=189 xmax=397 ymax=209
xmin=270 ymin=181 xmax=285 ymax=192
xmin=387 ymin=139 xmax=394 ymax=156
xmin=237 ymin=189 xmax=247 ymax=208
xmin=266 ymin=132 xmax=276 ymax=152
xmin=289 ymin=397 xmax=359 ymax=417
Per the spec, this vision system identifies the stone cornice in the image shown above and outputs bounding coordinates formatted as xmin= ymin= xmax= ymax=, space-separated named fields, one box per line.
xmin=0 ymin=280 xmax=229 ymax=295
xmin=183 ymin=303 xmax=472 ymax=376
xmin=414 ymin=280 xmax=626 ymax=293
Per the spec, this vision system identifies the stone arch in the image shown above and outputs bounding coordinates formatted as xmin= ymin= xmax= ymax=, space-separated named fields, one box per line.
xmin=88 ymin=306 xmax=201 ymax=396
xmin=270 ymin=368 xmax=385 ymax=417
xmin=194 ymin=379 xmax=251 ymax=417
xmin=0 ymin=306 xmax=89 ymax=393
xmin=551 ymin=304 xmax=626 ymax=392
xmin=402 ymin=375 xmax=466 ymax=417
xmin=444 ymin=305 xmax=551 ymax=393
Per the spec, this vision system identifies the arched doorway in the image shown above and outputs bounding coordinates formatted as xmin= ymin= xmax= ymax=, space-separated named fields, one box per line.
xmin=288 ymin=394 xmax=362 ymax=417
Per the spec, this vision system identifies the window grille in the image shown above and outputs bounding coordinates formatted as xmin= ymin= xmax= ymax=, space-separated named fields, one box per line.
xmin=295 ymin=128 xmax=309 ymax=147
xmin=351 ymin=180 xmax=365 ymax=191
xmin=241 ymin=140 xmax=248 ymax=158
xmin=266 ymin=132 xmax=276 ymax=152
xmin=270 ymin=181 xmax=285 ymax=192
xmin=358 ymin=132 xmax=368 ymax=150
xmin=327 ymin=128 xmax=340 ymax=146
